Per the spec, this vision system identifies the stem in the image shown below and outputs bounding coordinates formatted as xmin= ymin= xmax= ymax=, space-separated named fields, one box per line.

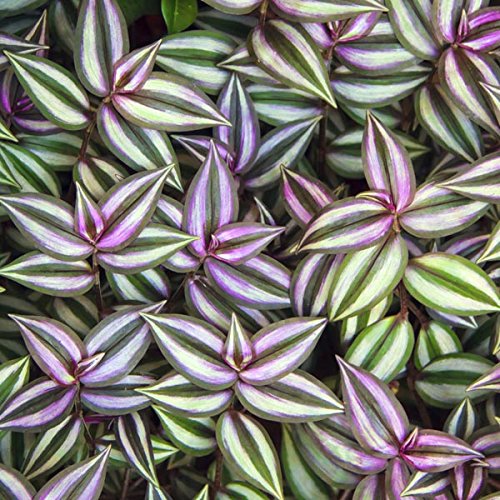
xmin=92 ymin=253 xmax=104 ymax=315
xmin=259 ymin=0 xmax=269 ymax=25
xmin=488 ymin=477 xmax=500 ymax=490
xmin=398 ymin=282 xmax=409 ymax=319
xmin=407 ymin=362 xmax=433 ymax=428
xmin=211 ymin=450 xmax=224 ymax=500
xmin=120 ymin=469 xmax=131 ymax=500
xmin=79 ymin=114 xmax=97 ymax=161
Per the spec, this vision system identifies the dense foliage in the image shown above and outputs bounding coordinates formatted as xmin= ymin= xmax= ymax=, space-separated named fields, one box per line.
xmin=0 ymin=0 xmax=498 ymax=498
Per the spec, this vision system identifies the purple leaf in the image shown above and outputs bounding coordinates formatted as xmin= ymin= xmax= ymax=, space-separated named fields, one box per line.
xmin=0 ymin=464 xmax=36 ymax=500
xmin=467 ymin=362 xmax=500 ymax=392
xmin=222 ymin=313 xmax=254 ymax=371
xmin=74 ymin=182 xmax=105 ymax=243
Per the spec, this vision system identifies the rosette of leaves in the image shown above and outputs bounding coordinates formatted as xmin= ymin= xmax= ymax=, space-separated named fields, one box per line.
xmin=0 ymin=0 xmax=499 ymax=498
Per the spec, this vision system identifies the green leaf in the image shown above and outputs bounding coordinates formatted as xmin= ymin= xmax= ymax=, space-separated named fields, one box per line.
xmin=162 ymin=0 xmax=198 ymax=34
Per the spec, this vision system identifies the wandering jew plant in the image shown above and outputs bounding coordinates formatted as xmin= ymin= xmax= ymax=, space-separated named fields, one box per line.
xmin=0 ymin=0 xmax=498 ymax=499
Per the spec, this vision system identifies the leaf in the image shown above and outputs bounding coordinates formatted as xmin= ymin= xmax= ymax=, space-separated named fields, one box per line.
xmin=10 ymin=315 xmax=86 ymax=385
xmin=337 ymin=357 xmax=410 ymax=457
xmin=415 ymin=83 xmax=483 ymax=162
xmin=416 ymin=353 xmax=494 ymax=408
xmin=250 ymin=20 xmax=336 ymax=107
xmin=478 ymin=222 xmax=500 ymax=264
xmin=414 ymin=321 xmax=462 ymax=371
xmin=97 ymin=167 xmax=173 ymax=252
xmin=0 ymin=356 xmax=30 ymax=408
xmin=345 ymin=315 xmax=414 ymax=382
xmin=238 ymin=317 xmax=327 ymax=385
xmin=138 ymin=371 xmax=233 ymax=417
xmin=162 ymin=0 xmax=198 ymax=34
xmin=22 ymin=415 xmax=83 ymax=480
xmin=154 ymin=405 xmax=217 ymax=457
xmin=299 ymin=196 xmax=394 ymax=254
xmin=403 ymin=252 xmax=500 ymax=315
xmin=467 ymin=362 xmax=500 ymax=392
xmin=142 ymin=313 xmax=238 ymax=390
xmin=0 ymin=252 xmax=96 ymax=297
xmin=201 ymin=0 xmax=261 ymax=15
xmin=112 ymin=72 xmax=230 ymax=131
xmin=399 ymin=182 xmax=489 ymax=239
xmin=0 ymin=464 xmax=35 ymax=500
xmin=272 ymin=0 xmax=386 ymax=22
xmin=97 ymin=104 xmax=181 ymax=191
xmin=362 ymin=112 xmax=416 ymax=211
xmin=116 ymin=412 xmax=159 ymax=485
xmin=107 ymin=268 xmax=171 ymax=303
xmin=243 ymin=116 xmax=320 ymax=190
xmin=217 ymin=411 xmax=284 ymax=499
xmin=80 ymin=374 xmax=154 ymax=415
xmin=209 ymin=222 xmax=284 ymax=265
xmin=74 ymin=183 xmax=105 ymax=243
xmin=35 ymin=446 xmax=111 ymax=500
xmin=5 ymin=52 xmax=91 ymax=130
xmin=400 ymin=428 xmax=483 ymax=473
xmin=328 ymin=233 xmax=408 ymax=320
xmin=401 ymin=471 xmax=451 ymax=497
xmin=97 ymin=224 xmax=197 ymax=274
xmin=80 ymin=303 xmax=164 ymax=387
xmin=222 ymin=313 xmax=254 ymax=371
xmin=281 ymin=168 xmax=334 ymax=227
xmin=438 ymin=152 xmax=500 ymax=203
xmin=75 ymin=0 xmax=129 ymax=96
xmin=49 ymin=296 xmax=99 ymax=337
xmin=204 ymin=254 xmax=291 ymax=310
xmin=182 ymin=141 xmax=238 ymax=258
xmin=0 ymin=193 xmax=93 ymax=261
xmin=236 ymin=370 xmax=343 ymax=422
xmin=462 ymin=7 xmax=500 ymax=52
xmin=0 ymin=377 xmax=78 ymax=432
xmin=444 ymin=398 xmax=479 ymax=441
xmin=215 ymin=73 xmax=260 ymax=174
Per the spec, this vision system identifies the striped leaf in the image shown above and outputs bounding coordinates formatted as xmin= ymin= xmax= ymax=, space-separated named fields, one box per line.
xmin=0 ymin=377 xmax=78 ymax=432
xmin=299 ymin=196 xmax=394 ymax=254
xmin=209 ymin=222 xmax=284 ymax=265
xmin=362 ymin=112 xmax=416 ymax=211
xmin=97 ymin=224 xmax=196 ymax=274
xmin=74 ymin=183 xmax=104 ymax=243
xmin=222 ymin=313 xmax=254 ymax=372
xmin=415 ymin=83 xmax=483 ymax=162
xmin=243 ymin=116 xmax=320 ymax=190
xmin=0 ymin=356 xmax=30 ymax=409
xmin=345 ymin=315 xmax=414 ymax=382
xmin=481 ymin=81 xmax=500 ymax=126
xmin=75 ymin=0 xmax=129 ymax=96
xmin=470 ymin=425 xmax=500 ymax=472
xmin=250 ymin=20 xmax=336 ymax=108
xmin=272 ymin=0 xmax=386 ymax=22
xmin=183 ymin=142 xmax=238 ymax=258
xmin=0 ymin=193 xmax=93 ymax=261
xmin=385 ymin=0 xmax=441 ymax=60
xmin=112 ymin=72 xmax=230 ymax=131
xmin=238 ymin=317 xmax=327 ymax=385
xmin=157 ymin=31 xmax=236 ymax=95
xmin=414 ymin=321 xmax=462 ymax=371
xmin=5 ymin=52 xmax=91 ymax=130
xmin=477 ymin=222 xmax=500 ymax=264
xmin=462 ymin=8 xmax=500 ymax=52
xmin=328 ymin=233 xmax=408 ymax=320
xmin=416 ymin=353 xmax=494 ymax=408
xmin=97 ymin=103 xmax=181 ymax=191
xmin=113 ymin=40 xmax=161 ymax=94
xmin=216 ymin=410 xmax=283 ymax=499
xmin=22 ymin=414 xmax=84 ymax=480
xmin=450 ymin=463 xmax=486 ymax=500
xmin=444 ymin=398 xmax=479 ymax=440
xmin=10 ymin=315 xmax=86 ymax=385
xmin=0 ymin=142 xmax=60 ymax=196
xmin=116 ymin=412 xmax=159 ymax=485
xmin=201 ymin=0 xmax=261 ymax=15
xmin=0 ymin=464 xmax=35 ymax=500
xmin=0 ymin=252 xmax=96 ymax=297
xmin=400 ymin=428 xmax=483 ymax=473
xmin=438 ymin=152 xmax=500 ymax=203
xmin=143 ymin=314 xmax=238 ymax=390
xmin=302 ymin=415 xmax=388 ymax=475
xmin=97 ymin=167 xmax=172 ymax=253
xmin=154 ymin=405 xmax=217 ymax=457
xmin=204 ymin=254 xmax=291 ymax=311
xmin=34 ymin=446 xmax=111 ymax=500
xmin=81 ymin=303 xmax=164 ymax=387
xmin=281 ymin=425 xmax=331 ymax=500
xmin=49 ymin=296 xmax=99 ymax=337
xmin=385 ymin=457 xmax=414 ymax=499
xmin=217 ymin=482 xmax=267 ymax=500
xmin=215 ymin=73 xmax=259 ymax=174
xmin=281 ymin=168 xmax=334 ymax=227
xmin=0 ymin=31 xmax=47 ymax=71
xmin=353 ymin=475 xmax=386 ymax=499
xmin=439 ymin=48 xmax=500 ymax=136
xmin=401 ymin=471 xmax=451 ymax=497
xmin=236 ymin=370 xmax=343 ymax=422
xmin=467 ymin=362 xmax=500 ymax=392
xmin=137 ymin=371 xmax=233 ymax=417
xmin=80 ymin=374 xmax=154 ymax=415
xmin=337 ymin=358 xmax=410 ymax=457
xmin=404 ymin=252 xmax=500 ymax=316
xmin=107 ymin=268 xmax=171 ymax=303
xmin=399 ymin=182 xmax=489 ymax=238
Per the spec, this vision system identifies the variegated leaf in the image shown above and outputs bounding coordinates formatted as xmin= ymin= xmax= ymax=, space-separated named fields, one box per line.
xmin=0 ymin=464 xmax=35 ymax=500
